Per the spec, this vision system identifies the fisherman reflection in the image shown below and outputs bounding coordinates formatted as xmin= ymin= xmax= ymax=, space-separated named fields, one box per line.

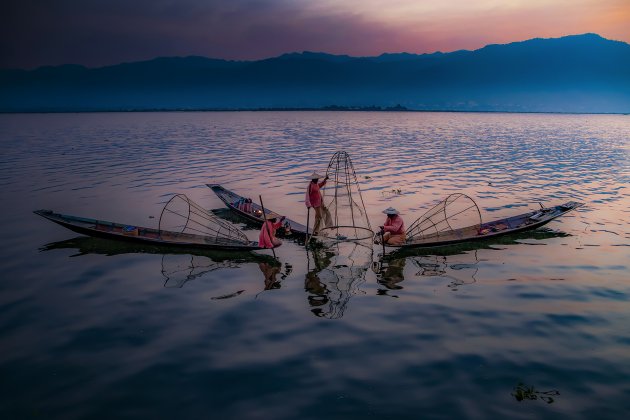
xmin=304 ymin=245 xmax=332 ymax=315
xmin=259 ymin=260 xmax=292 ymax=290
xmin=377 ymin=257 xmax=406 ymax=290
xmin=305 ymin=270 xmax=329 ymax=310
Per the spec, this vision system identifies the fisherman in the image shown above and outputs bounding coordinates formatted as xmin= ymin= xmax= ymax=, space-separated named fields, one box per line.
xmin=305 ymin=171 xmax=329 ymax=235
xmin=259 ymin=214 xmax=286 ymax=248
xmin=377 ymin=207 xmax=406 ymax=246
xmin=243 ymin=198 xmax=253 ymax=213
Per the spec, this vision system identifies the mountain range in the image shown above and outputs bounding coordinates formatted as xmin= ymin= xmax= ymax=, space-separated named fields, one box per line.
xmin=1 ymin=33 xmax=629 ymax=113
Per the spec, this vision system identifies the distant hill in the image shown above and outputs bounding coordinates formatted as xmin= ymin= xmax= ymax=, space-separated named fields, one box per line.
xmin=1 ymin=33 xmax=629 ymax=113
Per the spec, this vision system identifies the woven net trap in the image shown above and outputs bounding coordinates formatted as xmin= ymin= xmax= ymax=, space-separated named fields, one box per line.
xmin=158 ymin=194 xmax=251 ymax=247
xmin=406 ymin=193 xmax=482 ymax=244
xmin=317 ymin=151 xmax=373 ymax=242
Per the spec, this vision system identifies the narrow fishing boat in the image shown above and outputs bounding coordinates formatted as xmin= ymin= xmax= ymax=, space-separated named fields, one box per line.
xmin=34 ymin=194 xmax=261 ymax=251
xmin=207 ymin=184 xmax=309 ymax=237
xmin=387 ymin=194 xmax=583 ymax=249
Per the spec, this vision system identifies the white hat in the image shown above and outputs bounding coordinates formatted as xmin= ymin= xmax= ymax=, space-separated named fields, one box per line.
xmin=308 ymin=171 xmax=324 ymax=180
xmin=383 ymin=207 xmax=400 ymax=215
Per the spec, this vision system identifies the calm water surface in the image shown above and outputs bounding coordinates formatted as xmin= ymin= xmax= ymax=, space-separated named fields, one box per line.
xmin=0 ymin=112 xmax=629 ymax=419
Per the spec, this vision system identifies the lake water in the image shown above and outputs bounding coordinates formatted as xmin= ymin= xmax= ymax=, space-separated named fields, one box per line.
xmin=0 ymin=111 xmax=628 ymax=419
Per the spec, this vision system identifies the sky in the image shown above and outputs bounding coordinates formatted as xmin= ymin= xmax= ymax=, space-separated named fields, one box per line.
xmin=1 ymin=0 xmax=629 ymax=69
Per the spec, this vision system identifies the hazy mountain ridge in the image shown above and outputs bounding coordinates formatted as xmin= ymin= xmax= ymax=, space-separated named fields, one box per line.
xmin=1 ymin=33 xmax=629 ymax=113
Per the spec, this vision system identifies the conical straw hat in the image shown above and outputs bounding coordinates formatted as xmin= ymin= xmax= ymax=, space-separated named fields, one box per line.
xmin=382 ymin=207 xmax=400 ymax=215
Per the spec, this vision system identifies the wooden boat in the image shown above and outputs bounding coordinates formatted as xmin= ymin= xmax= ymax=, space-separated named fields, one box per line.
xmin=34 ymin=209 xmax=262 ymax=251
xmin=387 ymin=199 xmax=583 ymax=249
xmin=208 ymin=184 xmax=309 ymax=237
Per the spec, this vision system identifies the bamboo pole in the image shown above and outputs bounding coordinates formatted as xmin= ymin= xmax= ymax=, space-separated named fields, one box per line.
xmin=305 ymin=207 xmax=310 ymax=247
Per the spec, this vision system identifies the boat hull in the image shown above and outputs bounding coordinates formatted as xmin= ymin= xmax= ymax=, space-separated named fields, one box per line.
xmin=34 ymin=210 xmax=261 ymax=251
xmin=208 ymin=184 xmax=309 ymax=237
xmin=392 ymin=201 xmax=583 ymax=249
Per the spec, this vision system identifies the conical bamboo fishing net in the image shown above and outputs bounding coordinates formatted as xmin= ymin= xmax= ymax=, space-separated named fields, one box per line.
xmin=406 ymin=193 xmax=482 ymax=245
xmin=158 ymin=194 xmax=251 ymax=247
xmin=318 ymin=151 xmax=373 ymax=242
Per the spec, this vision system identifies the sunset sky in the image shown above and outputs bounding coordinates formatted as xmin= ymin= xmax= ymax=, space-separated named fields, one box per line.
xmin=2 ymin=0 xmax=629 ymax=69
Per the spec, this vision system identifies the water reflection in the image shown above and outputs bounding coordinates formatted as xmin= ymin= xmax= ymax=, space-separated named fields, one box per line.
xmin=377 ymin=257 xmax=406 ymax=292
xmin=373 ymin=228 xmax=572 ymax=294
xmin=412 ymin=253 xmax=479 ymax=291
xmin=161 ymin=254 xmax=241 ymax=289
xmin=305 ymin=241 xmax=373 ymax=319
xmin=258 ymin=260 xmax=292 ymax=291
xmin=375 ymin=253 xmax=478 ymax=297
xmin=387 ymin=227 xmax=571 ymax=259
xmin=39 ymin=236 xmax=276 ymax=291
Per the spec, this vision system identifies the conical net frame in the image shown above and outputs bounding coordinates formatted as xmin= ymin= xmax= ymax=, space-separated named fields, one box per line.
xmin=318 ymin=151 xmax=373 ymax=241
xmin=158 ymin=194 xmax=250 ymax=246
xmin=407 ymin=193 xmax=482 ymax=243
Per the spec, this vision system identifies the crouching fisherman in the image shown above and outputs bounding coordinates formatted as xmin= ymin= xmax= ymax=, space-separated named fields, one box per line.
xmin=259 ymin=214 xmax=286 ymax=248
xmin=377 ymin=207 xmax=406 ymax=246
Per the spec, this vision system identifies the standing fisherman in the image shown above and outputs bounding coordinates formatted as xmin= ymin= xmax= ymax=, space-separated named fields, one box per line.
xmin=305 ymin=171 xmax=329 ymax=235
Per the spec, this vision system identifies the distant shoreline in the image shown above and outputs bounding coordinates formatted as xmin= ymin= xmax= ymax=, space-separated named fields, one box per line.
xmin=1 ymin=106 xmax=628 ymax=115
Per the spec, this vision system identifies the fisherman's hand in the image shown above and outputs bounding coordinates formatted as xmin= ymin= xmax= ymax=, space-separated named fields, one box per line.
xmin=281 ymin=216 xmax=286 ymax=221
xmin=325 ymin=175 xmax=329 ymax=180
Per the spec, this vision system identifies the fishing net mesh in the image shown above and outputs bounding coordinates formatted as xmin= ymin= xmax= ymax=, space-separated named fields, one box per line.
xmin=318 ymin=151 xmax=373 ymax=242
xmin=158 ymin=194 xmax=250 ymax=246
xmin=407 ymin=193 xmax=481 ymax=243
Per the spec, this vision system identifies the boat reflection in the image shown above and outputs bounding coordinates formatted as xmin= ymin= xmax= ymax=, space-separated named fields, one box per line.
xmin=305 ymin=241 xmax=373 ymax=319
xmin=374 ymin=252 xmax=479 ymax=296
xmin=39 ymin=236 xmax=276 ymax=291
xmin=412 ymin=253 xmax=479 ymax=291
xmin=374 ymin=228 xmax=572 ymax=294
xmin=387 ymin=227 xmax=571 ymax=258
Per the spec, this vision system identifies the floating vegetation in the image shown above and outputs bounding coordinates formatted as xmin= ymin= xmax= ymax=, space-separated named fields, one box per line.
xmin=211 ymin=290 xmax=245 ymax=300
xmin=381 ymin=188 xmax=403 ymax=196
xmin=511 ymin=382 xmax=559 ymax=404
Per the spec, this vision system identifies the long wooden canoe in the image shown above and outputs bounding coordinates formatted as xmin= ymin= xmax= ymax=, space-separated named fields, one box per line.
xmin=207 ymin=184 xmax=309 ymax=237
xmin=390 ymin=201 xmax=583 ymax=249
xmin=34 ymin=209 xmax=261 ymax=251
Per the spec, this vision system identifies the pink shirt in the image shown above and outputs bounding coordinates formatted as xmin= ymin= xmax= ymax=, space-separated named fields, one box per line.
xmin=383 ymin=215 xmax=405 ymax=235
xmin=259 ymin=220 xmax=282 ymax=248
xmin=305 ymin=179 xmax=326 ymax=208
